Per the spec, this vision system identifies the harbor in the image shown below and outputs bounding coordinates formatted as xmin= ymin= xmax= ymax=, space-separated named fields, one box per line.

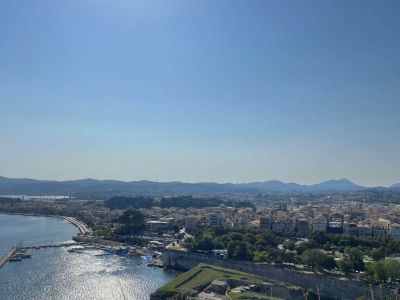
xmin=0 ymin=213 xmax=179 ymax=300
xmin=1 ymin=241 xmax=166 ymax=268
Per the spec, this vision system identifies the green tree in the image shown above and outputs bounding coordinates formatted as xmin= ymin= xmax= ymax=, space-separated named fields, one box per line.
xmin=243 ymin=233 xmax=256 ymax=244
xmin=338 ymin=258 xmax=353 ymax=275
xmin=227 ymin=241 xmax=250 ymax=260
xmin=345 ymin=247 xmax=365 ymax=271
xmin=253 ymin=251 xmax=268 ymax=262
xmin=301 ymin=249 xmax=335 ymax=270
xmin=197 ymin=236 xmax=214 ymax=251
xmin=117 ymin=209 xmax=145 ymax=235
xmin=367 ymin=261 xmax=387 ymax=281
xmin=230 ymin=232 xmax=243 ymax=241
xmin=370 ymin=247 xmax=385 ymax=261
xmin=311 ymin=231 xmax=330 ymax=246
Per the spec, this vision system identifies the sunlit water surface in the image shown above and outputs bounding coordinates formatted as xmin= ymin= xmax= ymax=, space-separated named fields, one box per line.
xmin=0 ymin=214 xmax=179 ymax=300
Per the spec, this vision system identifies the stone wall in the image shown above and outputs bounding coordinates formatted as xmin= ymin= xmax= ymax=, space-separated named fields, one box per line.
xmin=163 ymin=249 xmax=395 ymax=300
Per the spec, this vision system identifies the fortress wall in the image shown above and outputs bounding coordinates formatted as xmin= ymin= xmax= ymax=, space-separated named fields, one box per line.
xmin=163 ymin=249 xmax=394 ymax=300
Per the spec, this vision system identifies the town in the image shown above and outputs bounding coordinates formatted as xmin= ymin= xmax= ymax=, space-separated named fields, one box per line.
xmin=1 ymin=190 xmax=400 ymax=299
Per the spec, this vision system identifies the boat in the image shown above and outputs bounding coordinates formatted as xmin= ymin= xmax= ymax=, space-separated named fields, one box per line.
xmin=15 ymin=253 xmax=32 ymax=259
xmin=9 ymin=257 xmax=22 ymax=262
xmin=152 ymin=259 xmax=165 ymax=268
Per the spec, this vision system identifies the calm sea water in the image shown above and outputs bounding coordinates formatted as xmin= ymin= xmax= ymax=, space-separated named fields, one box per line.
xmin=0 ymin=214 xmax=179 ymax=300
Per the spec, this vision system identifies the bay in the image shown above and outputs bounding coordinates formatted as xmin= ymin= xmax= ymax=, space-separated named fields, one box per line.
xmin=0 ymin=214 xmax=179 ymax=300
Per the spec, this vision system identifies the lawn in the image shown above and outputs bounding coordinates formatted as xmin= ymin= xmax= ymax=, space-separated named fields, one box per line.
xmin=157 ymin=263 xmax=266 ymax=294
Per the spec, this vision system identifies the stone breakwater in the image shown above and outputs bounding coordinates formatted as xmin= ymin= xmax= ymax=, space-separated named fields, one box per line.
xmin=0 ymin=246 xmax=17 ymax=268
xmin=163 ymin=249 xmax=396 ymax=300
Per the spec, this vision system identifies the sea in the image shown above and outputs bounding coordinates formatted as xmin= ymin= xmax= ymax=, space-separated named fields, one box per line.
xmin=0 ymin=213 xmax=179 ymax=300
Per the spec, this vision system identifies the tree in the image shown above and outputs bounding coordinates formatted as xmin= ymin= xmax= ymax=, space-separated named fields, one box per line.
xmin=243 ymin=233 xmax=256 ymax=244
xmin=345 ymin=247 xmax=365 ymax=271
xmin=197 ymin=236 xmax=214 ymax=251
xmin=172 ymin=223 xmax=181 ymax=233
xmin=370 ymin=247 xmax=385 ymax=261
xmin=230 ymin=232 xmax=244 ymax=241
xmin=117 ymin=209 xmax=145 ymax=235
xmin=367 ymin=261 xmax=387 ymax=281
xmin=301 ymin=249 xmax=335 ymax=270
xmin=227 ymin=241 xmax=250 ymax=260
xmin=338 ymin=258 xmax=353 ymax=275
xmin=311 ymin=231 xmax=330 ymax=246
xmin=384 ymin=258 xmax=400 ymax=279
xmin=255 ymin=232 xmax=277 ymax=249
xmin=253 ymin=251 xmax=268 ymax=262
xmin=285 ymin=241 xmax=295 ymax=251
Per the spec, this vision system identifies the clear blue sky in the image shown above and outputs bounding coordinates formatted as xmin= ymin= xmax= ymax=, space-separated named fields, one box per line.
xmin=0 ymin=0 xmax=399 ymax=186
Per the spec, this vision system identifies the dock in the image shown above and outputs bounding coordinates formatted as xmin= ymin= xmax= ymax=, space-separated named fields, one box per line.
xmin=21 ymin=242 xmax=78 ymax=250
xmin=0 ymin=246 xmax=17 ymax=268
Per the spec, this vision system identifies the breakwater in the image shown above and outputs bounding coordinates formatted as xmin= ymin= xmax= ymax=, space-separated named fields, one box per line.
xmin=0 ymin=246 xmax=17 ymax=268
xmin=163 ymin=249 xmax=397 ymax=300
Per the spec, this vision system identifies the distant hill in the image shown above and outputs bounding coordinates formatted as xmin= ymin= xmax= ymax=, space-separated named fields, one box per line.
xmin=391 ymin=183 xmax=400 ymax=189
xmin=309 ymin=178 xmax=366 ymax=192
xmin=0 ymin=176 xmax=372 ymax=197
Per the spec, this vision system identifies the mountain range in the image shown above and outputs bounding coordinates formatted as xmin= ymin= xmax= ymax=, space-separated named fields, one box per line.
xmin=0 ymin=176 xmax=394 ymax=197
xmin=391 ymin=183 xmax=400 ymax=189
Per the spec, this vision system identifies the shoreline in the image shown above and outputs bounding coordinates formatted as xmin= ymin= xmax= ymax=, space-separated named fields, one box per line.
xmin=0 ymin=212 xmax=89 ymax=235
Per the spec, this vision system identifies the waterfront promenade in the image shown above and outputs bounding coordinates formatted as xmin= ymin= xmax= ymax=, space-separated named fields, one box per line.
xmin=0 ymin=212 xmax=89 ymax=235
xmin=61 ymin=216 xmax=89 ymax=234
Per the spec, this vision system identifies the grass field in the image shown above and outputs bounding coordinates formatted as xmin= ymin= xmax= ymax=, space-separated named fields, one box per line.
xmin=157 ymin=263 xmax=266 ymax=295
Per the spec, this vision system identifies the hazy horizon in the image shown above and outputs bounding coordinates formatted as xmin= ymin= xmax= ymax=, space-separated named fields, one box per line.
xmin=0 ymin=174 xmax=397 ymax=188
xmin=1 ymin=1 xmax=399 ymax=187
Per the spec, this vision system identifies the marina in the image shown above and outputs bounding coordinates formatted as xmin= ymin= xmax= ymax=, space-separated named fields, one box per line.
xmin=1 ymin=242 xmax=166 ymax=268
xmin=0 ymin=213 xmax=179 ymax=300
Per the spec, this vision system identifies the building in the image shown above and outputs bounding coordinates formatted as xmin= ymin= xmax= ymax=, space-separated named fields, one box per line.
xmin=146 ymin=220 xmax=171 ymax=233
xmin=343 ymin=222 xmax=357 ymax=235
xmin=312 ymin=217 xmax=327 ymax=232
xmin=184 ymin=216 xmax=199 ymax=232
xmin=231 ymin=216 xmax=247 ymax=228
xmin=389 ymin=223 xmax=400 ymax=241
xmin=259 ymin=216 xmax=271 ymax=229
xmin=373 ymin=219 xmax=390 ymax=239
xmin=209 ymin=212 xmax=223 ymax=227
xmin=357 ymin=224 xmax=372 ymax=237
xmin=327 ymin=221 xmax=343 ymax=234
xmin=296 ymin=219 xmax=309 ymax=237
xmin=271 ymin=220 xmax=286 ymax=233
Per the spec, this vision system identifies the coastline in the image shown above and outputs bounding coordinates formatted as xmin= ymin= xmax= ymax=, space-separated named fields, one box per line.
xmin=0 ymin=212 xmax=89 ymax=235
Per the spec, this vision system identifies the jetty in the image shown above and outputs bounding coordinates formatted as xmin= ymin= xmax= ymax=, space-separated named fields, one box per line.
xmin=21 ymin=242 xmax=78 ymax=250
xmin=0 ymin=246 xmax=17 ymax=268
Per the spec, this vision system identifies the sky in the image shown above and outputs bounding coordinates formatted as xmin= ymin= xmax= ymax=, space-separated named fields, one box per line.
xmin=0 ymin=0 xmax=399 ymax=186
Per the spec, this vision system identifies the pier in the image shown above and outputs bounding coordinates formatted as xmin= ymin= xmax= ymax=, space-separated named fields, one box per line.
xmin=21 ymin=242 xmax=78 ymax=250
xmin=0 ymin=246 xmax=17 ymax=268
